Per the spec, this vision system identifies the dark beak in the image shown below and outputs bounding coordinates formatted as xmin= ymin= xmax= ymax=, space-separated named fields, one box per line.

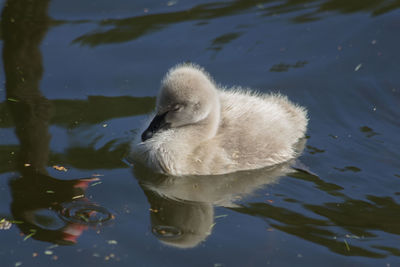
xmin=141 ymin=112 xmax=169 ymax=142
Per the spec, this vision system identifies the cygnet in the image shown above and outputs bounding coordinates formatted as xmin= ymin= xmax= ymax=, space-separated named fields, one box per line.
xmin=131 ymin=63 xmax=308 ymax=176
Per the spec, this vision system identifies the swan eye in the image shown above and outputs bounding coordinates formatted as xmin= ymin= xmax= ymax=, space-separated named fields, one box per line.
xmin=172 ymin=104 xmax=183 ymax=112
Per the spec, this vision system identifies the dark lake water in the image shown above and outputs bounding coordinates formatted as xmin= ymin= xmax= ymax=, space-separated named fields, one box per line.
xmin=1 ymin=0 xmax=400 ymax=266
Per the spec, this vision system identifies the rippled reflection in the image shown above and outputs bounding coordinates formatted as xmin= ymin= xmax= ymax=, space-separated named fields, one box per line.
xmin=59 ymin=202 xmax=114 ymax=226
xmin=10 ymin=172 xmax=104 ymax=245
xmin=229 ymin=168 xmax=400 ymax=258
xmin=71 ymin=0 xmax=400 ymax=47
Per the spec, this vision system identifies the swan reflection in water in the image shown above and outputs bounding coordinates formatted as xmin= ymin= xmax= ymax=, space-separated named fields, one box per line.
xmin=132 ymin=140 xmax=306 ymax=248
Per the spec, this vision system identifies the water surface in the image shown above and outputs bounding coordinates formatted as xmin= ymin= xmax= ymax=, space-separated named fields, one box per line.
xmin=1 ymin=0 xmax=400 ymax=266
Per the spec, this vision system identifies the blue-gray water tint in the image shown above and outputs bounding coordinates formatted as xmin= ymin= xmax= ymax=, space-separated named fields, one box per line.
xmin=0 ymin=0 xmax=400 ymax=266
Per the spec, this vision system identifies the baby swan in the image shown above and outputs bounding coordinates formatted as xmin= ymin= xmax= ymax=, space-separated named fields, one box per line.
xmin=131 ymin=63 xmax=308 ymax=176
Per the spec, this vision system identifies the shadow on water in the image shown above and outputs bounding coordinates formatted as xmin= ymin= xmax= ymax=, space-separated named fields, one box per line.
xmin=68 ymin=0 xmax=400 ymax=47
xmin=1 ymin=0 xmax=113 ymax=245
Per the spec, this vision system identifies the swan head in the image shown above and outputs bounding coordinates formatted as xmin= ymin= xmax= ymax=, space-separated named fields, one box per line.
xmin=142 ymin=64 xmax=219 ymax=142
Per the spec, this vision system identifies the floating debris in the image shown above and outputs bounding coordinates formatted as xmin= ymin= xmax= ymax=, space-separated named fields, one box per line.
xmin=23 ymin=229 xmax=37 ymax=241
xmin=47 ymin=244 xmax=59 ymax=250
xmin=7 ymin=98 xmax=19 ymax=102
xmin=354 ymin=63 xmax=363 ymax=72
xmin=149 ymin=208 xmax=159 ymax=213
xmin=53 ymin=165 xmax=68 ymax=172
xmin=90 ymin=181 xmax=103 ymax=187
xmin=0 ymin=218 xmax=12 ymax=230
xmin=8 ymin=220 xmax=23 ymax=224
xmin=44 ymin=250 xmax=53 ymax=255
xmin=107 ymin=240 xmax=118 ymax=245
xmin=343 ymin=239 xmax=350 ymax=251
xmin=208 ymin=222 xmax=217 ymax=233
xmin=345 ymin=234 xmax=361 ymax=239
xmin=167 ymin=0 xmax=178 ymax=6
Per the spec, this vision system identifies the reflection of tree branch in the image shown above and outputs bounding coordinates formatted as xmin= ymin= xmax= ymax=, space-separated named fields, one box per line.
xmin=0 ymin=141 xmax=129 ymax=174
xmin=2 ymin=0 xmax=52 ymax=173
xmin=305 ymin=195 xmax=400 ymax=236
xmin=318 ymin=0 xmax=400 ymax=15
xmin=52 ymin=96 xmax=155 ymax=127
xmin=219 ymin=167 xmax=400 ymax=258
xmin=288 ymin=170 xmax=345 ymax=197
xmin=231 ymin=202 xmax=385 ymax=257
xmin=0 ymin=96 xmax=155 ymax=128
xmin=230 ymin=169 xmax=400 ymax=258
xmin=2 ymin=0 xmax=111 ymax=245
xmin=72 ymin=1 xmax=257 ymax=46
xmin=72 ymin=0 xmax=400 ymax=47
xmin=63 ymin=141 xmax=129 ymax=170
